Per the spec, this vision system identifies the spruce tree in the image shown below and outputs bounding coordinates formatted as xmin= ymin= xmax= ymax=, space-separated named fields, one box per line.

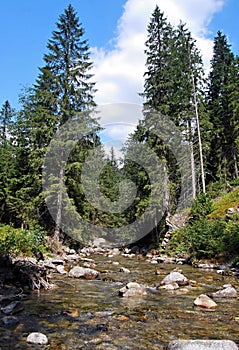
xmin=207 ymin=31 xmax=234 ymax=182
xmin=173 ymin=22 xmax=206 ymax=195
xmin=224 ymin=55 xmax=239 ymax=178
xmin=124 ymin=7 xmax=207 ymax=245
xmin=13 ymin=5 xmax=99 ymax=244
xmin=0 ymin=101 xmax=15 ymax=222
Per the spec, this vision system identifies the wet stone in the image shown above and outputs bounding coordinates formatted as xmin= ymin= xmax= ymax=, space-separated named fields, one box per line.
xmin=194 ymin=294 xmax=218 ymax=309
xmin=2 ymin=316 xmax=19 ymax=327
xmin=167 ymin=339 xmax=238 ymax=349
xmin=68 ymin=266 xmax=99 ymax=279
xmin=119 ymin=282 xmax=147 ymax=297
xmin=1 ymin=301 xmax=24 ymax=315
xmin=211 ymin=286 xmax=237 ymax=298
xmin=56 ymin=265 xmax=67 ymax=274
xmin=158 ymin=282 xmax=180 ymax=290
xmin=27 ymin=332 xmax=48 ymax=345
xmin=161 ymin=271 xmax=188 ymax=286
xmin=120 ymin=267 xmax=131 ymax=273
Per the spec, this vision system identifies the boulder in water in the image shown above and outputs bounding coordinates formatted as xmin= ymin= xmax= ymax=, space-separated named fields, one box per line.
xmin=194 ymin=294 xmax=218 ymax=309
xmin=27 ymin=332 xmax=48 ymax=345
xmin=119 ymin=282 xmax=147 ymax=297
xmin=68 ymin=266 xmax=99 ymax=279
xmin=167 ymin=339 xmax=238 ymax=349
xmin=161 ymin=271 xmax=188 ymax=286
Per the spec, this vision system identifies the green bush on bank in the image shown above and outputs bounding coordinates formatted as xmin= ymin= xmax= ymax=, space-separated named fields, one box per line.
xmin=167 ymin=192 xmax=239 ymax=260
xmin=168 ymin=219 xmax=226 ymax=259
xmin=0 ymin=225 xmax=47 ymax=257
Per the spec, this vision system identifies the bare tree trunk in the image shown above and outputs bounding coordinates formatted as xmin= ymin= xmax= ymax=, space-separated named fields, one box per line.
xmin=54 ymin=166 xmax=64 ymax=244
xmin=233 ymin=151 xmax=239 ymax=178
xmin=190 ymin=70 xmax=206 ymax=194
xmin=163 ymin=161 xmax=170 ymax=214
xmin=188 ymin=120 xmax=196 ymax=199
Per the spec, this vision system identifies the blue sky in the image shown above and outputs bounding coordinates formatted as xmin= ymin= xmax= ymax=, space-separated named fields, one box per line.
xmin=0 ymin=0 xmax=125 ymax=108
xmin=0 ymin=0 xmax=238 ymax=111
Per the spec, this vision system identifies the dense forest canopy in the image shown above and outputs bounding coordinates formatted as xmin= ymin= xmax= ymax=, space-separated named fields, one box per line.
xmin=0 ymin=5 xmax=238 ymax=253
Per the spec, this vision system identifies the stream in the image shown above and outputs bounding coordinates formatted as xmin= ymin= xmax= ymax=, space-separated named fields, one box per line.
xmin=0 ymin=252 xmax=239 ymax=349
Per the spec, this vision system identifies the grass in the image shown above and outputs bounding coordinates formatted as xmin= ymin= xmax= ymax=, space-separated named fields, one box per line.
xmin=208 ymin=186 xmax=239 ymax=219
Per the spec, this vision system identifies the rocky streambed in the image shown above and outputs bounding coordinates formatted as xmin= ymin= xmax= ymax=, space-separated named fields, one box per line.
xmin=0 ymin=246 xmax=239 ymax=349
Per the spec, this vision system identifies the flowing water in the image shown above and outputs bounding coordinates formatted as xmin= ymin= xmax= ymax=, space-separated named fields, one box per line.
xmin=1 ymin=254 xmax=239 ymax=349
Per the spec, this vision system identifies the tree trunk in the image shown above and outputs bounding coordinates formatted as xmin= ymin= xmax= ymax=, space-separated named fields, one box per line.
xmin=233 ymin=150 xmax=239 ymax=179
xmin=54 ymin=165 xmax=64 ymax=243
xmin=188 ymin=120 xmax=196 ymax=199
xmin=190 ymin=68 xmax=206 ymax=194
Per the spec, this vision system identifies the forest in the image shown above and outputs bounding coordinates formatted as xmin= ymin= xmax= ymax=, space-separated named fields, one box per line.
xmin=0 ymin=4 xmax=239 ymax=262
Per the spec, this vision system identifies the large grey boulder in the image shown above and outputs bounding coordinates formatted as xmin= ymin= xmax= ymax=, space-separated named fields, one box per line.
xmin=68 ymin=266 xmax=99 ymax=279
xmin=161 ymin=271 xmax=188 ymax=286
xmin=27 ymin=332 xmax=48 ymax=345
xmin=167 ymin=340 xmax=238 ymax=349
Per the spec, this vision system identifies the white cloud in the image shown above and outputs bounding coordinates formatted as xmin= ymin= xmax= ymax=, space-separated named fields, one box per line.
xmin=95 ymin=103 xmax=143 ymax=160
xmin=91 ymin=0 xmax=225 ymax=107
xmin=90 ymin=0 xmax=225 ymax=150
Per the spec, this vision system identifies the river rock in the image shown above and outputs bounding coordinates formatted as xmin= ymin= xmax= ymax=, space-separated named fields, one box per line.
xmin=194 ymin=294 xmax=218 ymax=309
xmin=51 ymin=258 xmax=64 ymax=265
xmin=68 ymin=266 xmax=99 ymax=279
xmin=157 ymin=256 xmax=176 ymax=264
xmin=2 ymin=316 xmax=19 ymax=327
xmin=194 ymin=263 xmax=217 ymax=269
xmin=167 ymin=339 xmax=238 ymax=349
xmin=1 ymin=301 xmax=24 ymax=315
xmin=211 ymin=286 xmax=237 ymax=298
xmin=27 ymin=332 xmax=48 ymax=345
xmin=150 ymin=259 xmax=158 ymax=264
xmin=119 ymin=282 xmax=147 ymax=297
xmin=65 ymin=254 xmax=79 ymax=261
xmin=120 ymin=267 xmax=131 ymax=273
xmin=158 ymin=282 xmax=179 ymax=290
xmin=56 ymin=265 xmax=67 ymax=275
xmin=43 ymin=261 xmax=57 ymax=269
xmin=161 ymin=272 xmax=189 ymax=286
xmin=111 ymin=248 xmax=121 ymax=256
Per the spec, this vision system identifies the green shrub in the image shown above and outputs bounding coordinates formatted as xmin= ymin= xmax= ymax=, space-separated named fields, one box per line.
xmin=223 ymin=221 xmax=239 ymax=255
xmin=190 ymin=193 xmax=214 ymax=221
xmin=188 ymin=219 xmax=225 ymax=258
xmin=229 ymin=177 xmax=239 ymax=186
xmin=206 ymin=181 xmax=227 ymax=198
xmin=168 ymin=219 xmax=226 ymax=259
xmin=231 ymin=256 xmax=239 ymax=267
xmin=0 ymin=225 xmax=47 ymax=257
